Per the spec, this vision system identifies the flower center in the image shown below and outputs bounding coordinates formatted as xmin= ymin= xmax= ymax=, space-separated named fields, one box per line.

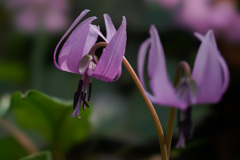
xmin=78 ymin=54 xmax=98 ymax=75
xmin=175 ymin=77 xmax=199 ymax=105
xmin=72 ymin=74 xmax=92 ymax=118
xmin=71 ymin=42 xmax=108 ymax=118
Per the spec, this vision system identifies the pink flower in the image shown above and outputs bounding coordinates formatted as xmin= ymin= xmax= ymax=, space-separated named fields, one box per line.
xmin=54 ymin=9 xmax=127 ymax=118
xmin=138 ymin=25 xmax=229 ymax=110
xmin=8 ymin=0 xmax=69 ymax=33
xmin=138 ymin=25 xmax=229 ymax=148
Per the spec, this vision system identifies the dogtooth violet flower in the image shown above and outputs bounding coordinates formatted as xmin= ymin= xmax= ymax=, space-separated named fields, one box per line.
xmin=138 ymin=25 xmax=229 ymax=147
xmin=54 ymin=9 xmax=127 ymax=118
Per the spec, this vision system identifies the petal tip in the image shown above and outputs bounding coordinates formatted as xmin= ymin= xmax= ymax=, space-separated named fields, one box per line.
xmin=121 ymin=16 xmax=127 ymax=27
xmin=150 ymin=24 xmax=157 ymax=31
xmin=83 ymin=9 xmax=90 ymax=13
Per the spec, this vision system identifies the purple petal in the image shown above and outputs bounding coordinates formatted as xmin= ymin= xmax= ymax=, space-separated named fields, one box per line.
xmin=104 ymin=14 xmax=117 ymax=41
xmin=191 ymin=30 xmax=229 ymax=103
xmin=91 ymin=17 xmax=127 ymax=82
xmin=138 ymin=38 xmax=151 ymax=91
xmin=147 ymin=25 xmax=186 ymax=109
xmin=137 ymin=37 xmax=160 ymax=101
xmin=218 ymin=56 xmax=230 ymax=94
xmin=54 ymin=9 xmax=90 ymax=70
xmin=90 ymin=24 xmax=108 ymax=42
xmin=57 ymin=17 xmax=97 ymax=74
xmin=83 ymin=25 xmax=99 ymax=56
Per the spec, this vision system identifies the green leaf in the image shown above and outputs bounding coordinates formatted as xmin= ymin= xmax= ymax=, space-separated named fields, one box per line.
xmin=8 ymin=90 xmax=91 ymax=152
xmin=0 ymin=136 xmax=28 ymax=160
xmin=19 ymin=151 xmax=52 ymax=160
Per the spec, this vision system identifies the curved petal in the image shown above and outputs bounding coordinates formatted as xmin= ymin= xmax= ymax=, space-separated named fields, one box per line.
xmin=191 ymin=30 xmax=229 ymax=103
xmin=54 ymin=9 xmax=90 ymax=70
xmin=90 ymin=24 xmax=108 ymax=42
xmin=218 ymin=56 xmax=230 ymax=94
xmin=138 ymin=38 xmax=151 ymax=91
xmin=91 ymin=17 xmax=127 ymax=82
xmin=111 ymin=67 xmax=122 ymax=82
xmin=104 ymin=14 xmax=117 ymax=41
xmin=83 ymin=25 xmax=99 ymax=56
xmin=148 ymin=25 xmax=186 ymax=109
xmin=57 ymin=17 xmax=97 ymax=74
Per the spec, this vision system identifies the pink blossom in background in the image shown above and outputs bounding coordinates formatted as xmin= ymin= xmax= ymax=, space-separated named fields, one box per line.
xmin=138 ymin=25 xmax=229 ymax=147
xmin=138 ymin=25 xmax=229 ymax=110
xmin=177 ymin=0 xmax=211 ymax=32
xmin=154 ymin=0 xmax=240 ymax=42
xmin=7 ymin=0 xmax=69 ymax=33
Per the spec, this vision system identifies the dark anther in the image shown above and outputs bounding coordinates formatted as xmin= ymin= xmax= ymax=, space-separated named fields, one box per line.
xmin=177 ymin=107 xmax=193 ymax=141
xmin=183 ymin=107 xmax=193 ymax=140
xmin=73 ymin=80 xmax=83 ymax=110
xmin=88 ymin=82 xmax=92 ymax=101
xmin=81 ymin=93 xmax=89 ymax=110
xmin=73 ymin=92 xmax=80 ymax=110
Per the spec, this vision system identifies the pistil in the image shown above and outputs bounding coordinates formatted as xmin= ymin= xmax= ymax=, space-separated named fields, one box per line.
xmin=71 ymin=42 xmax=108 ymax=118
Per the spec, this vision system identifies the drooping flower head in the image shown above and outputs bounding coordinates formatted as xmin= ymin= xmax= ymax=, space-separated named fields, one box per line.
xmin=138 ymin=25 xmax=229 ymax=146
xmin=138 ymin=25 xmax=229 ymax=110
xmin=54 ymin=9 xmax=127 ymax=118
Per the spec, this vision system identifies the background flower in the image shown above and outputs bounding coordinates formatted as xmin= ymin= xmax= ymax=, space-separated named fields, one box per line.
xmin=152 ymin=0 xmax=240 ymax=43
xmin=6 ymin=0 xmax=69 ymax=33
xmin=138 ymin=25 xmax=229 ymax=109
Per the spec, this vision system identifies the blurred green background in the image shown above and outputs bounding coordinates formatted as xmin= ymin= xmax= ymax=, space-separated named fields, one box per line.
xmin=0 ymin=0 xmax=240 ymax=160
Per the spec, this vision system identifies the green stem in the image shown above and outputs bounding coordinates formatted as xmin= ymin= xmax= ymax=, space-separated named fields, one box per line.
xmin=88 ymin=42 xmax=168 ymax=159
xmin=165 ymin=61 xmax=191 ymax=158
xmin=122 ymin=57 xmax=168 ymax=160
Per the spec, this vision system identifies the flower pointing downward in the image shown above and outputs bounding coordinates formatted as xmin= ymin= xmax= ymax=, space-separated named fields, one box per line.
xmin=138 ymin=25 xmax=229 ymax=147
xmin=54 ymin=9 xmax=127 ymax=118
xmin=138 ymin=25 xmax=229 ymax=110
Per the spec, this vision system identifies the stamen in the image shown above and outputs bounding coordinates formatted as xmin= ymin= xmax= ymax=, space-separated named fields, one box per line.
xmin=88 ymin=82 xmax=92 ymax=101
xmin=176 ymin=107 xmax=193 ymax=148
xmin=87 ymin=61 xmax=96 ymax=75
xmin=183 ymin=107 xmax=193 ymax=140
xmin=73 ymin=42 xmax=108 ymax=117
xmin=73 ymin=92 xmax=79 ymax=110
xmin=73 ymin=80 xmax=83 ymax=110
xmin=175 ymin=78 xmax=199 ymax=104
xmin=81 ymin=93 xmax=89 ymax=110
xmin=79 ymin=55 xmax=93 ymax=74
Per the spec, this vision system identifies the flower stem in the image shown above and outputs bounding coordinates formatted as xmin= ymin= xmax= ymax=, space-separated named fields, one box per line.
xmin=166 ymin=108 xmax=176 ymax=157
xmin=122 ymin=57 xmax=168 ymax=160
xmin=165 ymin=61 xmax=191 ymax=158
xmin=0 ymin=118 xmax=38 ymax=154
